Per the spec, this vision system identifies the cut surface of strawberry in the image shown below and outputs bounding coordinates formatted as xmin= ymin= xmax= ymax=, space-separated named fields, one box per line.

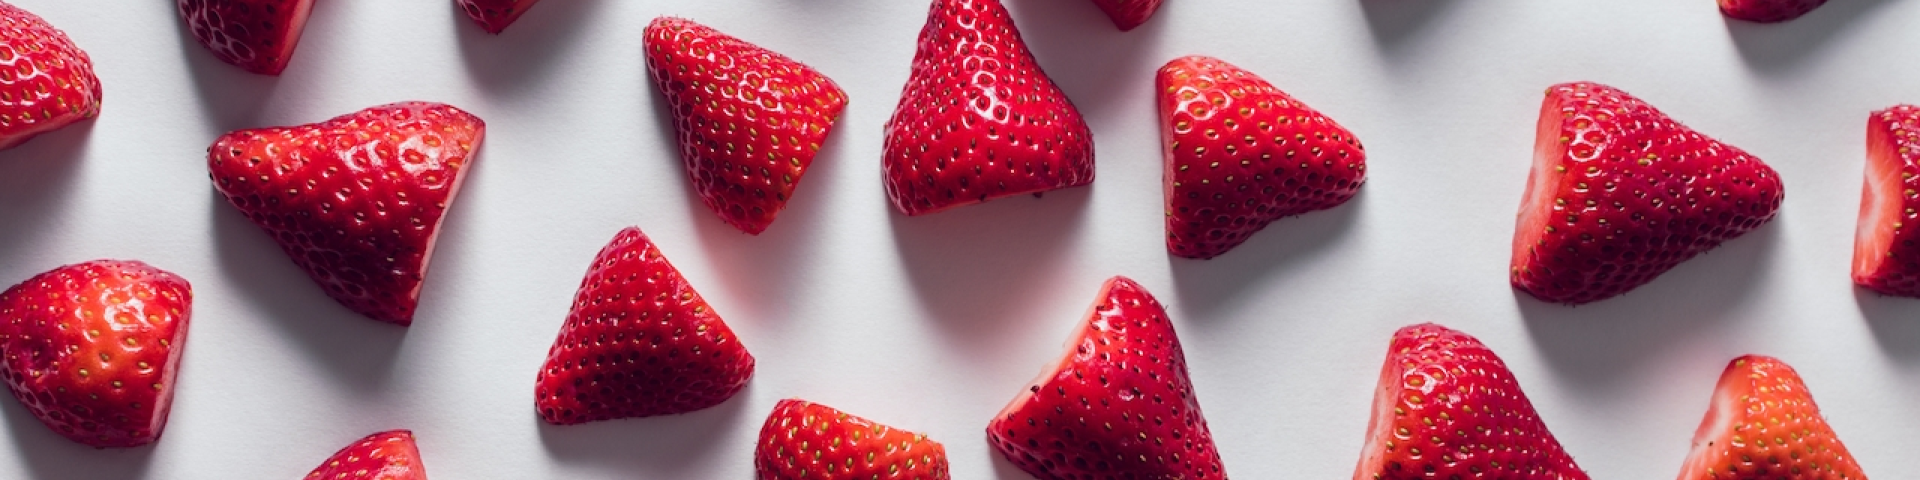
xmin=1854 ymin=105 xmax=1920 ymax=296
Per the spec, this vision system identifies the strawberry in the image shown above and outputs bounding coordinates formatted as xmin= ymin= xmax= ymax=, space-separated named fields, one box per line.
xmin=1719 ymin=0 xmax=1828 ymax=23
xmin=305 ymin=430 xmax=428 ymax=480
xmin=883 ymin=0 xmax=1095 ymax=216
xmin=1355 ymin=323 xmax=1589 ymax=480
xmin=1677 ymin=355 xmax=1867 ymax=480
xmin=456 ymin=0 xmax=541 ymax=34
xmin=756 ymin=398 xmax=951 ymax=479
xmin=988 ymin=276 xmax=1224 ymax=479
xmin=0 ymin=2 xmax=100 ymax=151
xmin=535 ymin=227 xmax=755 ymax=425
xmin=177 ymin=0 xmax=315 ymax=75
xmin=1511 ymin=82 xmax=1783 ymax=305
xmin=644 ymin=17 xmax=848 ymax=235
xmin=207 ymin=102 xmax=485 ymax=326
xmin=0 ymin=260 xmax=192 ymax=448
xmin=1159 ymin=55 xmax=1366 ymax=259
xmin=1854 ymin=105 xmax=1920 ymax=297
xmin=1090 ymin=0 xmax=1165 ymax=31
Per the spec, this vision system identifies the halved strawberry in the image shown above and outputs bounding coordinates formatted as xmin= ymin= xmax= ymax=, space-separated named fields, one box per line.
xmin=644 ymin=17 xmax=848 ymax=235
xmin=1854 ymin=105 xmax=1920 ymax=297
xmin=177 ymin=0 xmax=315 ymax=75
xmin=0 ymin=2 xmax=101 ymax=151
xmin=1090 ymin=0 xmax=1165 ymax=31
xmin=1512 ymin=82 xmax=1783 ymax=305
xmin=456 ymin=0 xmax=541 ymax=34
xmin=988 ymin=276 xmax=1224 ymax=479
xmin=207 ymin=102 xmax=485 ymax=325
xmin=0 ymin=260 xmax=192 ymax=448
xmin=1676 ymin=355 xmax=1867 ymax=480
xmin=1159 ymin=55 xmax=1366 ymax=259
xmin=883 ymin=0 xmax=1095 ymax=216
xmin=1355 ymin=323 xmax=1589 ymax=480
xmin=305 ymin=430 xmax=428 ymax=479
xmin=1719 ymin=0 xmax=1828 ymax=23
xmin=756 ymin=398 xmax=951 ymax=479
xmin=535 ymin=227 xmax=755 ymax=425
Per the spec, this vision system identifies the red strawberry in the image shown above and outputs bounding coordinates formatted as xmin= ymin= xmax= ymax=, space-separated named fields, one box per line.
xmin=988 ymin=276 xmax=1224 ymax=479
xmin=1719 ymin=0 xmax=1828 ymax=23
xmin=1090 ymin=0 xmax=1165 ymax=31
xmin=305 ymin=430 xmax=428 ymax=480
xmin=1158 ymin=55 xmax=1366 ymax=259
xmin=1677 ymin=355 xmax=1867 ymax=480
xmin=177 ymin=0 xmax=315 ymax=75
xmin=1511 ymin=82 xmax=1782 ymax=305
xmin=535 ymin=227 xmax=755 ymax=425
xmin=207 ymin=102 xmax=485 ymax=326
xmin=644 ymin=17 xmax=848 ymax=235
xmin=756 ymin=398 xmax=951 ymax=479
xmin=0 ymin=2 xmax=100 ymax=151
xmin=1355 ymin=324 xmax=1589 ymax=480
xmin=1854 ymin=105 xmax=1920 ymax=297
xmin=456 ymin=0 xmax=541 ymax=34
xmin=0 ymin=260 xmax=191 ymax=448
xmin=883 ymin=0 xmax=1095 ymax=216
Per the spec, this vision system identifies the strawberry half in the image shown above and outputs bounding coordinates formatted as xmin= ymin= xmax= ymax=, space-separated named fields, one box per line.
xmin=0 ymin=260 xmax=192 ymax=448
xmin=1676 ymin=355 xmax=1867 ymax=480
xmin=644 ymin=17 xmax=848 ymax=235
xmin=1719 ymin=0 xmax=1828 ymax=23
xmin=1090 ymin=0 xmax=1165 ymax=31
xmin=535 ymin=227 xmax=755 ymax=425
xmin=0 ymin=2 xmax=101 ymax=151
xmin=1159 ymin=55 xmax=1366 ymax=259
xmin=1355 ymin=324 xmax=1589 ymax=480
xmin=883 ymin=0 xmax=1095 ymax=216
xmin=208 ymin=102 xmax=485 ymax=326
xmin=177 ymin=0 xmax=315 ymax=75
xmin=1854 ymin=105 xmax=1920 ymax=297
xmin=305 ymin=430 xmax=428 ymax=480
xmin=756 ymin=398 xmax=952 ymax=479
xmin=1512 ymin=82 xmax=1783 ymax=305
xmin=456 ymin=0 xmax=541 ymax=34
xmin=988 ymin=276 xmax=1224 ymax=479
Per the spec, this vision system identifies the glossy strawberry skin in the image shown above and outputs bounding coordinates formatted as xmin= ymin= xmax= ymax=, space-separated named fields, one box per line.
xmin=0 ymin=260 xmax=192 ymax=448
xmin=305 ymin=430 xmax=428 ymax=480
xmin=1090 ymin=0 xmax=1165 ymax=31
xmin=1355 ymin=324 xmax=1589 ymax=480
xmin=757 ymin=399 xmax=952 ymax=479
xmin=644 ymin=17 xmax=848 ymax=235
xmin=989 ymin=276 xmax=1224 ymax=480
xmin=1676 ymin=356 xmax=1867 ymax=480
xmin=883 ymin=0 xmax=1095 ymax=216
xmin=0 ymin=2 xmax=100 ymax=151
xmin=1719 ymin=0 xmax=1828 ymax=23
xmin=1853 ymin=105 xmax=1920 ymax=297
xmin=1511 ymin=82 xmax=1782 ymax=305
xmin=456 ymin=0 xmax=541 ymax=34
xmin=1159 ymin=55 xmax=1366 ymax=259
xmin=208 ymin=102 xmax=485 ymax=326
xmin=535 ymin=227 xmax=755 ymax=425
xmin=177 ymin=0 xmax=314 ymax=75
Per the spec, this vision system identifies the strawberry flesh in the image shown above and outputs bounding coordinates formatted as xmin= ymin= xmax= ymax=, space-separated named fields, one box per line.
xmin=756 ymin=398 xmax=952 ymax=479
xmin=456 ymin=0 xmax=541 ymax=34
xmin=1854 ymin=105 xmax=1920 ymax=296
xmin=1676 ymin=355 xmax=1867 ymax=480
xmin=1719 ymin=0 xmax=1828 ymax=23
xmin=177 ymin=0 xmax=314 ymax=75
xmin=1090 ymin=0 xmax=1165 ymax=31
xmin=0 ymin=2 xmax=100 ymax=151
xmin=306 ymin=430 xmax=428 ymax=480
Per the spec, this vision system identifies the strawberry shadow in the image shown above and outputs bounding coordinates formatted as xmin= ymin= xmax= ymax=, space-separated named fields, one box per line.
xmin=535 ymin=383 xmax=755 ymax=477
xmin=454 ymin=0 xmax=606 ymax=99
xmin=1854 ymin=289 xmax=1920 ymax=366
xmin=988 ymin=448 xmax=1038 ymax=480
xmin=1167 ymin=190 xmax=1367 ymax=321
xmin=1359 ymin=0 xmax=1462 ymax=52
xmin=0 ymin=401 xmax=154 ymax=480
xmin=1725 ymin=0 xmax=1897 ymax=75
xmin=0 ymin=120 xmax=94 ymax=268
xmin=172 ymin=0 xmax=287 ymax=133
xmin=1005 ymin=0 xmax=1167 ymax=122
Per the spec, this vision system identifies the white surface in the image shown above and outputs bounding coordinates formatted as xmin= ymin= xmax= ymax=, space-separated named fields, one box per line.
xmin=0 ymin=0 xmax=1916 ymax=478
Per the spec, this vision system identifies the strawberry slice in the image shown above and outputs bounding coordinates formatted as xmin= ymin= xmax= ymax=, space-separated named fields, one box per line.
xmin=0 ymin=2 xmax=100 ymax=151
xmin=177 ymin=0 xmax=315 ymax=75
xmin=1159 ymin=55 xmax=1366 ymax=259
xmin=207 ymin=102 xmax=485 ymax=326
xmin=644 ymin=17 xmax=848 ymax=235
xmin=535 ymin=227 xmax=755 ymax=425
xmin=0 ymin=260 xmax=192 ymax=448
xmin=1512 ymin=82 xmax=1783 ymax=305
xmin=1676 ymin=355 xmax=1868 ymax=479
xmin=1090 ymin=0 xmax=1165 ymax=31
xmin=756 ymin=398 xmax=951 ymax=479
xmin=884 ymin=0 xmax=1095 ymax=216
xmin=988 ymin=276 xmax=1225 ymax=479
xmin=1854 ymin=105 xmax=1920 ymax=296
xmin=1719 ymin=0 xmax=1828 ymax=23
xmin=456 ymin=0 xmax=542 ymax=34
xmin=305 ymin=430 xmax=428 ymax=479
xmin=1355 ymin=324 xmax=1590 ymax=480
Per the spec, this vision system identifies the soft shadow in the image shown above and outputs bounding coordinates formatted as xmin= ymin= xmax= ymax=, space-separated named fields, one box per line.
xmin=0 ymin=397 xmax=154 ymax=480
xmin=537 ymin=387 xmax=752 ymax=477
xmin=990 ymin=449 xmax=1036 ymax=480
xmin=1168 ymin=190 xmax=1366 ymax=320
xmin=455 ymin=0 xmax=605 ymax=98
xmin=1359 ymin=0 xmax=1461 ymax=51
xmin=890 ymin=187 xmax=1092 ymax=350
xmin=0 ymin=121 xmax=93 ymax=258
xmin=1856 ymin=289 xmax=1920 ymax=365
xmin=1006 ymin=0 xmax=1164 ymax=120
xmin=1725 ymin=0 xmax=1897 ymax=73
xmin=174 ymin=0 xmax=286 ymax=131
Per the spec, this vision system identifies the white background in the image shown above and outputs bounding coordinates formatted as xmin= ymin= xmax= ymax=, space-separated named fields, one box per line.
xmin=0 ymin=0 xmax=1916 ymax=478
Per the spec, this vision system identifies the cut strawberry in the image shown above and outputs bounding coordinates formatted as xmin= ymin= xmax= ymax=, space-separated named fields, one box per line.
xmin=1090 ymin=0 xmax=1165 ymax=31
xmin=1854 ymin=105 xmax=1920 ymax=296
xmin=1676 ymin=355 xmax=1867 ymax=480
xmin=1719 ymin=0 xmax=1828 ymax=23
xmin=455 ymin=0 xmax=542 ymax=34
xmin=756 ymin=398 xmax=951 ymax=479
xmin=0 ymin=2 xmax=100 ymax=150
xmin=177 ymin=0 xmax=315 ymax=75
xmin=305 ymin=430 xmax=428 ymax=479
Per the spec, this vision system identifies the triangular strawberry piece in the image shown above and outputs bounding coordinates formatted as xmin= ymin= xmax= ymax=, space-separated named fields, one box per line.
xmin=177 ymin=0 xmax=315 ymax=75
xmin=755 ymin=399 xmax=952 ymax=479
xmin=208 ymin=102 xmax=486 ymax=326
xmin=455 ymin=0 xmax=542 ymax=34
xmin=0 ymin=2 xmax=100 ymax=150
xmin=989 ymin=276 xmax=1225 ymax=479
xmin=1090 ymin=0 xmax=1165 ymax=31
xmin=534 ymin=227 xmax=755 ymax=424
xmin=1720 ymin=0 xmax=1828 ymax=23
xmin=1854 ymin=104 xmax=1920 ymax=296
xmin=305 ymin=430 xmax=428 ymax=479
xmin=1677 ymin=355 xmax=1868 ymax=480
